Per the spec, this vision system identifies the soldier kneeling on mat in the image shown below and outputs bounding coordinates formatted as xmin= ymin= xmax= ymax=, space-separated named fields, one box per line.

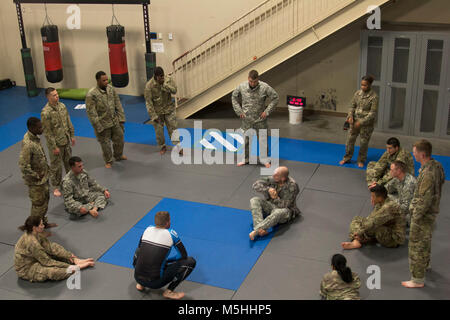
xmin=249 ymin=166 xmax=300 ymax=241
xmin=62 ymin=156 xmax=110 ymax=219
xmin=341 ymin=184 xmax=406 ymax=250
xmin=14 ymin=216 xmax=95 ymax=282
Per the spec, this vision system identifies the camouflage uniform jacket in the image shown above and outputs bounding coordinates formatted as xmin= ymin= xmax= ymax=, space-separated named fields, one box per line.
xmin=85 ymin=84 xmax=126 ymax=133
xmin=347 ymin=89 xmax=378 ymax=126
xmin=14 ymin=232 xmax=73 ymax=278
xmin=144 ymin=77 xmax=177 ymax=119
xmin=320 ymin=270 xmax=361 ymax=300
xmin=41 ymin=101 xmax=75 ymax=151
xmin=232 ymin=81 xmax=279 ymax=126
xmin=386 ymin=173 xmax=417 ymax=215
xmin=409 ymin=159 xmax=445 ymax=221
xmin=18 ymin=131 xmax=49 ymax=186
xmin=62 ymin=170 xmax=107 ymax=210
xmin=358 ymin=198 xmax=405 ymax=242
xmin=370 ymin=148 xmax=415 ymax=185
xmin=252 ymin=176 xmax=300 ymax=218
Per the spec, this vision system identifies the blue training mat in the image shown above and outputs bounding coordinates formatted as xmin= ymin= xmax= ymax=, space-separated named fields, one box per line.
xmin=99 ymin=198 xmax=274 ymax=291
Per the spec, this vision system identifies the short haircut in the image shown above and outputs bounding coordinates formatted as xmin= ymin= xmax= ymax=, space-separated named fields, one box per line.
xmin=69 ymin=156 xmax=83 ymax=167
xmin=414 ymin=139 xmax=432 ymax=158
xmin=95 ymin=71 xmax=107 ymax=80
xmin=154 ymin=66 xmax=164 ymax=78
xmin=45 ymin=87 xmax=56 ymax=96
xmin=369 ymin=184 xmax=388 ymax=199
xmin=26 ymin=117 xmax=41 ymax=130
xmin=154 ymin=211 xmax=170 ymax=227
xmin=248 ymin=70 xmax=259 ymax=80
xmin=386 ymin=137 xmax=400 ymax=148
xmin=392 ymin=160 xmax=407 ymax=173
xmin=362 ymin=75 xmax=374 ymax=84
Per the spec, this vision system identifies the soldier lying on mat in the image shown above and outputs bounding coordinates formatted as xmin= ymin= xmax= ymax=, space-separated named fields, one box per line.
xmin=62 ymin=156 xmax=110 ymax=219
xmin=342 ymin=185 xmax=406 ymax=250
xmin=14 ymin=216 xmax=94 ymax=282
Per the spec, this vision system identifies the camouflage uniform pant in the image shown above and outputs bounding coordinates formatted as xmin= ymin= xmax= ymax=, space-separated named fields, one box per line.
xmin=250 ymin=197 xmax=290 ymax=231
xmin=343 ymin=124 xmax=374 ymax=164
xmin=95 ymin=124 xmax=124 ymax=164
xmin=66 ymin=192 xmax=107 ymax=217
xmin=241 ymin=121 xmax=270 ymax=164
xmin=28 ymin=182 xmax=49 ymax=225
xmin=365 ymin=161 xmax=388 ymax=186
xmin=152 ymin=112 xmax=180 ymax=150
xmin=349 ymin=216 xmax=401 ymax=248
xmin=408 ymin=214 xmax=436 ymax=284
xmin=23 ymin=262 xmax=71 ymax=282
xmin=48 ymin=143 xmax=72 ymax=189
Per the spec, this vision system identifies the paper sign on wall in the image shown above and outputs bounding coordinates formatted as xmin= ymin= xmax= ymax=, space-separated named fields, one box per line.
xmin=152 ymin=42 xmax=165 ymax=53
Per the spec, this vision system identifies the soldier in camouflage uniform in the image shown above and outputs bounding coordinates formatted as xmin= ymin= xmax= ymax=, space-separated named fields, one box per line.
xmin=18 ymin=117 xmax=57 ymax=229
xmin=249 ymin=166 xmax=300 ymax=240
xmin=144 ymin=66 xmax=182 ymax=155
xmin=232 ymin=70 xmax=279 ymax=167
xmin=342 ymin=185 xmax=406 ymax=250
xmin=86 ymin=71 xmax=127 ymax=168
xmin=385 ymin=160 xmax=416 ymax=224
xmin=41 ymin=87 xmax=75 ymax=197
xmin=320 ymin=254 xmax=361 ymax=300
xmin=340 ymin=75 xmax=378 ymax=168
xmin=366 ymin=137 xmax=414 ymax=188
xmin=402 ymin=140 xmax=445 ymax=288
xmin=62 ymin=156 xmax=110 ymax=219
xmin=14 ymin=216 xmax=94 ymax=282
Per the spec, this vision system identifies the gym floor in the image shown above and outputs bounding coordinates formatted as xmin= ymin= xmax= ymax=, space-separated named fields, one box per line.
xmin=0 ymin=87 xmax=449 ymax=300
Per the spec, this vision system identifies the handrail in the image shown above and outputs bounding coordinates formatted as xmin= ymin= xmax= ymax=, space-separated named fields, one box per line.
xmin=172 ymin=0 xmax=271 ymax=67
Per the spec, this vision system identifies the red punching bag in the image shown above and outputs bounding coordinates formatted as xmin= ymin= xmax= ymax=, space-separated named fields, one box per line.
xmin=41 ymin=25 xmax=63 ymax=83
xmin=107 ymin=24 xmax=129 ymax=87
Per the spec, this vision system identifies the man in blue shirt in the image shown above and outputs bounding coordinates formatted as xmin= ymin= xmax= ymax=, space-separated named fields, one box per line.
xmin=133 ymin=211 xmax=196 ymax=299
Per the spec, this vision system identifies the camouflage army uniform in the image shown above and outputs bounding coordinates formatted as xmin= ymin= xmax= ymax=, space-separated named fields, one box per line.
xmin=232 ymin=81 xmax=279 ymax=164
xmin=14 ymin=232 xmax=74 ymax=282
xmin=18 ymin=131 xmax=50 ymax=225
xmin=144 ymin=77 xmax=179 ymax=150
xmin=349 ymin=197 xmax=405 ymax=248
xmin=250 ymin=176 xmax=300 ymax=231
xmin=62 ymin=169 xmax=108 ymax=217
xmin=408 ymin=159 xmax=445 ymax=284
xmin=85 ymin=84 xmax=126 ymax=164
xmin=342 ymin=89 xmax=378 ymax=164
xmin=320 ymin=270 xmax=361 ymax=300
xmin=366 ymin=148 xmax=414 ymax=186
xmin=385 ymin=173 xmax=416 ymax=222
xmin=41 ymin=101 xmax=75 ymax=189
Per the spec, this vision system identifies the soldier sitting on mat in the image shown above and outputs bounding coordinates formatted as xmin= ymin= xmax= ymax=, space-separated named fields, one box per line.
xmin=62 ymin=156 xmax=110 ymax=219
xmin=320 ymin=254 xmax=361 ymax=300
xmin=366 ymin=137 xmax=414 ymax=189
xmin=342 ymin=185 xmax=406 ymax=250
xmin=14 ymin=215 xmax=95 ymax=283
xmin=249 ymin=166 xmax=300 ymax=241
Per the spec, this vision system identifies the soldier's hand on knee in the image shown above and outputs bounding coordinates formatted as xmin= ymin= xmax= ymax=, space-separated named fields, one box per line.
xmin=348 ymin=117 xmax=354 ymax=124
xmin=104 ymin=190 xmax=110 ymax=199
xmin=240 ymin=113 xmax=246 ymax=119
xmin=268 ymin=188 xmax=278 ymax=199
xmin=354 ymin=121 xmax=361 ymax=130
xmin=80 ymin=207 xmax=88 ymax=214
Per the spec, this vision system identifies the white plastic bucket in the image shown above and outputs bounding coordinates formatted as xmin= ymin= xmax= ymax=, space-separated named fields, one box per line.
xmin=288 ymin=105 xmax=303 ymax=125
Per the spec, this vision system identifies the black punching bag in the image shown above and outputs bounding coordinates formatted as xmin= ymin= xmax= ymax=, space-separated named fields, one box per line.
xmin=107 ymin=25 xmax=129 ymax=87
xmin=41 ymin=25 xmax=63 ymax=83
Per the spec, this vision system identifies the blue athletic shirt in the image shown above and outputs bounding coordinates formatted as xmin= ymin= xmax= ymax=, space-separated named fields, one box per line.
xmin=134 ymin=225 xmax=187 ymax=280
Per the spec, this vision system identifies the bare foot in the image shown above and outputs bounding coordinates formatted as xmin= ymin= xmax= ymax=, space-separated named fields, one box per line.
xmin=249 ymin=230 xmax=258 ymax=241
xmin=401 ymin=280 xmax=424 ymax=288
xmin=258 ymin=229 xmax=269 ymax=237
xmin=136 ymin=283 xmax=144 ymax=291
xmin=357 ymin=162 xmax=364 ymax=168
xmin=263 ymin=162 xmax=271 ymax=168
xmin=105 ymin=163 xmax=112 ymax=169
xmin=44 ymin=223 xmax=58 ymax=229
xmin=237 ymin=161 xmax=249 ymax=167
xmin=341 ymin=240 xmax=362 ymax=250
xmin=159 ymin=146 xmax=167 ymax=155
xmin=163 ymin=289 xmax=185 ymax=300
xmin=53 ymin=189 xmax=62 ymax=197
xmin=89 ymin=208 xmax=99 ymax=218
xmin=120 ymin=155 xmax=127 ymax=160
xmin=339 ymin=159 xmax=349 ymax=165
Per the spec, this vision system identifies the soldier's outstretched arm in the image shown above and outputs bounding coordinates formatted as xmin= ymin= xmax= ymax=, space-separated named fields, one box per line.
xmin=85 ymin=93 xmax=104 ymax=133
xmin=231 ymin=87 xmax=243 ymax=117
xmin=30 ymin=239 xmax=71 ymax=268
xmin=40 ymin=236 xmax=74 ymax=262
xmin=263 ymin=86 xmax=279 ymax=116
xmin=86 ymin=173 xmax=106 ymax=193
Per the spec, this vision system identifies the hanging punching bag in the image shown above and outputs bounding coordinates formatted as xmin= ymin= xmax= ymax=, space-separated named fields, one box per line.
xmin=107 ymin=25 xmax=129 ymax=88
xmin=41 ymin=25 xmax=63 ymax=83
